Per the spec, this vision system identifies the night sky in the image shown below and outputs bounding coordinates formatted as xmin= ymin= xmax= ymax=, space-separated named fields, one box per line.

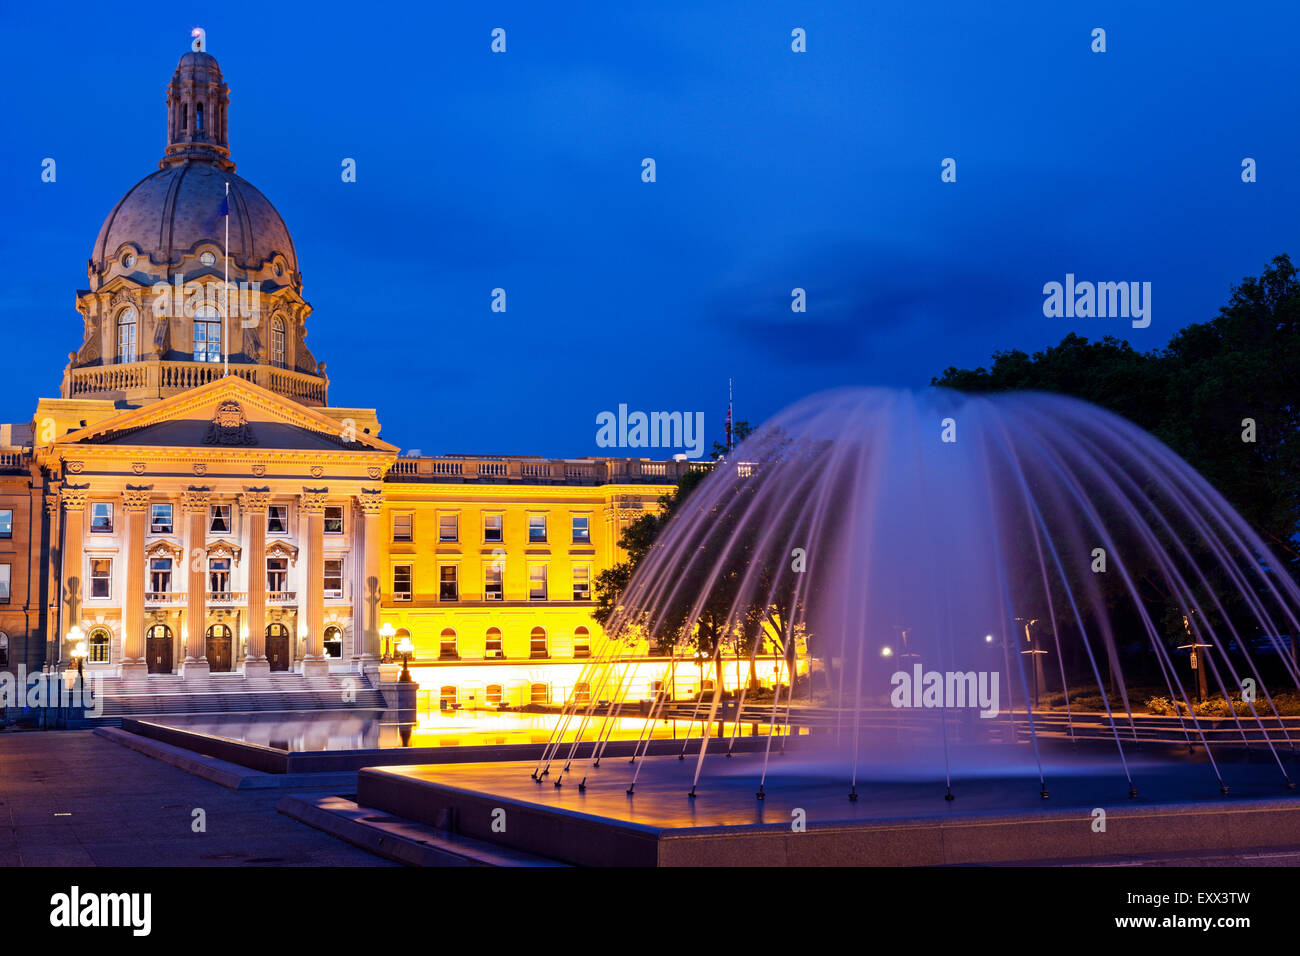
xmin=2 ymin=1 xmax=1296 ymax=458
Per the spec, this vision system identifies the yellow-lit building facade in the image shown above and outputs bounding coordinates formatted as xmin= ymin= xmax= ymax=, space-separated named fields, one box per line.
xmin=0 ymin=40 xmax=799 ymax=710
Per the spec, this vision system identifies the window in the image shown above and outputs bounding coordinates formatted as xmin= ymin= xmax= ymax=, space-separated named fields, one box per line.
xmin=391 ymin=513 xmax=413 ymax=542
xmin=393 ymin=565 xmax=412 ymax=601
xmin=0 ymin=509 xmax=11 ymax=538
xmin=323 ymin=625 xmax=343 ymax=659
xmin=209 ymin=504 xmax=231 ymax=534
xmin=528 ymin=515 xmax=547 ymax=543
xmin=90 ymin=503 xmax=114 ymax=533
xmin=199 ymin=251 xmax=215 ymax=266
xmin=267 ymin=505 xmax=288 ymax=535
xmin=149 ymin=558 xmax=172 ymax=595
xmin=485 ymin=627 xmax=503 ymax=658
xmin=267 ymin=557 xmax=288 ymax=592
xmin=324 ymin=506 xmax=344 ymax=534
xmin=484 ymin=562 xmax=503 ymax=601
xmin=439 ymin=627 xmax=458 ymax=659
xmin=209 ymin=557 xmax=231 ymax=594
xmin=573 ymin=565 xmax=591 ymax=601
xmin=529 ymin=565 xmax=547 ymax=601
xmin=90 ymin=558 xmax=112 ymax=599
xmin=0 ymin=633 xmax=7 ymax=668
xmin=87 ymin=627 xmax=111 ymax=664
xmin=196 ymin=101 xmax=204 ymax=131
xmin=573 ymin=682 xmax=591 ymax=705
xmin=485 ymin=683 xmax=503 ymax=705
xmin=324 ymin=559 xmax=343 ymax=598
xmin=483 ymin=513 xmax=503 ymax=542
xmin=116 ymin=307 xmax=137 ymax=364
xmin=181 ymin=102 xmax=187 ymax=131
xmin=150 ymin=504 xmax=172 ymax=535
xmin=440 ymin=685 xmax=458 ymax=708
xmin=193 ymin=304 xmax=222 ymax=363
xmin=439 ymin=513 xmax=458 ymax=542
xmin=573 ymin=625 xmax=591 ymax=659
xmin=271 ymin=316 xmax=287 ymax=368
xmin=530 ymin=682 xmax=549 ymax=704
xmin=572 ymin=514 xmax=590 ymax=544
xmin=439 ymin=565 xmax=458 ymax=601
xmin=0 ymin=564 xmax=9 ymax=604
xmin=529 ymin=626 xmax=547 ymax=659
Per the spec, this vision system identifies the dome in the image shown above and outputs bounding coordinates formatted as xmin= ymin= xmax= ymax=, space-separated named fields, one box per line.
xmin=92 ymin=162 xmax=297 ymax=275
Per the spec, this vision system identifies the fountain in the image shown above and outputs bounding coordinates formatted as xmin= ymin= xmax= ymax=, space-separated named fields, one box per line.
xmin=356 ymin=389 xmax=1300 ymax=865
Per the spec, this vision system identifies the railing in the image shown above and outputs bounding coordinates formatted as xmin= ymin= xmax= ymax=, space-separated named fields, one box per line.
xmin=267 ymin=591 xmax=297 ymax=603
xmin=144 ymin=591 xmax=183 ymax=606
xmin=385 ymin=455 xmax=712 ymax=486
xmin=66 ymin=360 xmax=328 ymax=406
xmin=0 ymin=451 xmax=28 ymax=471
xmin=206 ymin=590 xmax=247 ymax=604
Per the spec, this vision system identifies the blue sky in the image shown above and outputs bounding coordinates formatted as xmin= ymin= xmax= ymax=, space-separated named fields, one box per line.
xmin=1 ymin=0 xmax=1296 ymax=457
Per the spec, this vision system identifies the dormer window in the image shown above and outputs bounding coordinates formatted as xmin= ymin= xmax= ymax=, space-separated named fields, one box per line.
xmin=116 ymin=307 xmax=137 ymax=364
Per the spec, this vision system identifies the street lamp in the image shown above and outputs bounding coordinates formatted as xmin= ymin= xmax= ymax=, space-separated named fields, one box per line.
xmin=396 ymin=635 xmax=414 ymax=683
xmin=380 ymin=622 xmax=396 ymax=663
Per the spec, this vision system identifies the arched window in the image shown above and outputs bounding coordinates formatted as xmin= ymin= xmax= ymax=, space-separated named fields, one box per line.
xmin=193 ymin=304 xmax=222 ymax=362
xmin=116 ymin=307 xmax=137 ymax=364
xmin=0 ymin=632 xmax=8 ymax=668
xmin=87 ymin=627 xmax=111 ymax=664
xmin=485 ymin=627 xmax=503 ymax=658
xmin=271 ymin=316 xmax=287 ymax=368
xmin=485 ymin=683 xmax=503 ymax=705
xmin=573 ymin=625 xmax=590 ymax=659
xmin=439 ymin=627 xmax=458 ymax=659
xmin=530 ymin=682 xmax=549 ymax=705
xmin=323 ymin=625 xmax=343 ymax=659
xmin=196 ymin=101 xmax=204 ymax=132
xmin=146 ymin=624 xmax=171 ymax=642
xmin=181 ymin=102 xmax=188 ymax=131
xmin=529 ymin=626 xmax=547 ymax=660
xmin=573 ymin=682 xmax=591 ymax=705
xmin=440 ymin=685 xmax=458 ymax=708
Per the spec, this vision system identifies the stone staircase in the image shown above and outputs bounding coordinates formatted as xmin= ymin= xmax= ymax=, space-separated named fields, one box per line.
xmin=81 ymin=671 xmax=386 ymax=726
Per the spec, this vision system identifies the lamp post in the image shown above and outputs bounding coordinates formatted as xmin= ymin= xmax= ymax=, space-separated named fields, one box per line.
xmin=380 ymin=622 xmax=396 ymax=664
xmin=396 ymin=636 xmax=414 ymax=683
xmin=70 ymin=640 xmax=88 ymax=682
xmin=1015 ymin=617 xmax=1048 ymax=709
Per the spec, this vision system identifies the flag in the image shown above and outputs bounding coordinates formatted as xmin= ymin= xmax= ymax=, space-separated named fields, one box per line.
xmin=218 ymin=194 xmax=229 ymax=217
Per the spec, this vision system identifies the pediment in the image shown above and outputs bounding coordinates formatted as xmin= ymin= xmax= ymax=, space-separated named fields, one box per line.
xmin=57 ymin=375 xmax=397 ymax=454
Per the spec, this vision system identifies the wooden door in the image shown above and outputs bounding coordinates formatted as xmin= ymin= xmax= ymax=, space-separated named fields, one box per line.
xmin=206 ymin=627 xmax=232 ymax=673
xmin=266 ymin=627 xmax=290 ymax=672
xmin=147 ymin=628 xmax=172 ymax=674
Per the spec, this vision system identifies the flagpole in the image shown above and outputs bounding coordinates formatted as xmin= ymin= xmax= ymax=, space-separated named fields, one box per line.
xmin=223 ymin=181 xmax=229 ymax=377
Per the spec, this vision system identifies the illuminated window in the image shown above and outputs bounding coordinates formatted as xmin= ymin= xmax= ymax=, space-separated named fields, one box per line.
xmin=324 ymin=506 xmax=344 ymax=534
xmin=208 ymin=504 xmax=230 ymax=533
xmin=0 ymin=509 xmax=11 ymax=538
xmin=440 ymin=685 xmax=458 ymax=708
xmin=573 ymin=626 xmax=590 ymax=659
xmin=484 ymin=562 xmax=503 ymax=601
xmin=267 ymin=505 xmax=288 ymax=534
xmin=573 ymin=682 xmax=591 ymax=705
xmin=393 ymin=565 xmax=412 ymax=601
xmin=439 ymin=565 xmax=458 ymax=601
xmin=572 ymin=565 xmax=590 ymax=601
xmin=483 ymin=513 xmax=503 ymax=542
xmin=529 ymin=565 xmax=547 ymax=601
xmin=530 ymin=682 xmax=549 ymax=705
xmin=271 ymin=316 xmax=287 ymax=368
xmin=485 ymin=627 xmax=503 ymax=658
xmin=90 ymin=502 xmax=114 ymax=533
xmin=485 ymin=683 xmax=503 ymax=705
xmin=150 ymin=504 xmax=172 ymax=535
xmin=572 ymin=514 xmax=590 ymax=544
xmin=439 ymin=513 xmax=458 ymax=542
xmin=392 ymin=513 xmax=413 ymax=542
xmin=528 ymin=515 xmax=546 ymax=543
xmin=529 ymin=627 xmax=547 ymax=660
xmin=323 ymin=625 xmax=343 ymax=659
xmin=324 ymin=559 xmax=343 ymax=598
xmin=193 ymin=304 xmax=222 ymax=363
xmin=87 ymin=627 xmax=111 ymax=663
xmin=116 ymin=307 xmax=137 ymax=364
xmin=439 ymin=627 xmax=458 ymax=659
xmin=90 ymin=558 xmax=112 ymax=599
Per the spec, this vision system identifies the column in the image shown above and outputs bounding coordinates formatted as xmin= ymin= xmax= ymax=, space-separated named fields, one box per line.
xmin=44 ymin=490 xmax=61 ymax=672
xmin=241 ymin=488 xmax=271 ymax=676
xmin=354 ymin=489 xmax=384 ymax=669
xmin=58 ymin=486 xmax=88 ymax=670
xmin=119 ymin=485 xmax=152 ymax=678
xmin=299 ymin=488 xmax=330 ymax=676
xmin=180 ymin=487 xmax=210 ymax=678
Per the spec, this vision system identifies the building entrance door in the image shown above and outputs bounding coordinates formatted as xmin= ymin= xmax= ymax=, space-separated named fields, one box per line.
xmin=266 ymin=624 xmax=290 ymax=672
xmin=146 ymin=625 xmax=173 ymax=674
xmin=206 ymin=624 xmax=233 ymax=673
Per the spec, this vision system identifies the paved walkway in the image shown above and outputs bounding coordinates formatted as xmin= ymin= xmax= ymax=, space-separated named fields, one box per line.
xmin=0 ymin=729 xmax=392 ymax=866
